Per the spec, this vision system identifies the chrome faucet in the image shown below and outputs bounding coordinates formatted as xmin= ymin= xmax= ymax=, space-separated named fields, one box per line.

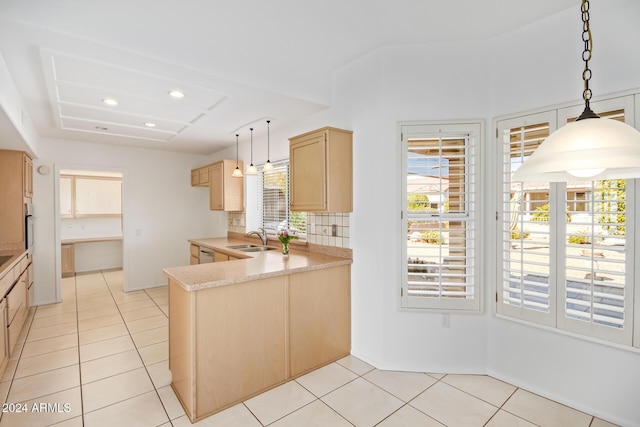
xmin=246 ymin=227 xmax=268 ymax=245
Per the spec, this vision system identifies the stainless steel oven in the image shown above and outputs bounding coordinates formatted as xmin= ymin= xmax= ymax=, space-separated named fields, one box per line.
xmin=25 ymin=203 xmax=34 ymax=250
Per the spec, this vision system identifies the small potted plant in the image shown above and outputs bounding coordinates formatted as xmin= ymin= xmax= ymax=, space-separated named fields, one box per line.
xmin=277 ymin=229 xmax=298 ymax=257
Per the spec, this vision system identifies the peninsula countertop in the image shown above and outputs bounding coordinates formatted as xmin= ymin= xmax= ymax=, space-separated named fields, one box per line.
xmin=163 ymin=237 xmax=352 ymax=292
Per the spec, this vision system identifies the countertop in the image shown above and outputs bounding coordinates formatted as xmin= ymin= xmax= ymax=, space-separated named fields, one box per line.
xmin=0 ymin=248 xmax=29 ymax=279
xmin=61 ymin=236 xmax=122 ymax=244
xmin=163 ymin=237 xmax=352 ymax=292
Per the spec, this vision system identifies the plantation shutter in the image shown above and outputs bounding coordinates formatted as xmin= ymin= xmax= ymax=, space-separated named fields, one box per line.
xmin=497 ymin=111 xmax=557 ymax=326
xmin=401 ymin=122 xmax=480 ymax=311
xmin=497 ymin=95 xmax=637 ymax=347
xmin=556 ymin=101 xmax=635 ymax=345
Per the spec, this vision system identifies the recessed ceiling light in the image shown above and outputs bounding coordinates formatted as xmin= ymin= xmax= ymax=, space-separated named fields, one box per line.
xmin=168 ymin=90 xmax=184 ymax=98
xmin=102 ymin=98 xmax=119 ymax=106
xmin=144 ymin=122 xmax=157 ymax=128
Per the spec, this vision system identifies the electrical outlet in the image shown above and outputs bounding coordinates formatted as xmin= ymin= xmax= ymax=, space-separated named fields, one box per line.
xmin=331 ymin=224 xmax=337 ymax=237
xmin=441 ymin=313 xmax=450 ymax=328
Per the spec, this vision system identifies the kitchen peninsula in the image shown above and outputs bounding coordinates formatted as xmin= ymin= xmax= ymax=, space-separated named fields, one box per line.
xmin=163 ymin=236 xmax=352 ymax=422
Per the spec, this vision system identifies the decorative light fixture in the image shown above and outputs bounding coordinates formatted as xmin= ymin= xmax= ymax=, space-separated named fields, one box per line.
xmin=262 ymin=120 xmax=274 ymax=172
xmin=246 ymin=128 xmax=258 ymax=175
xmin=512 ymin=0 xmax=640 ymax=182
xmin=231 ymin=134 xmax=243 ymax=178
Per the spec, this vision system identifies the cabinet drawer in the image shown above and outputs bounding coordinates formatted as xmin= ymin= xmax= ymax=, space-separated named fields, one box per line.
xmin=8 ymin=305 xmax=25 ymax=355
xmin=19 ymin=255 xmax=29 ymax=273
xmin=6 ymin=275 xmax=26 ymax=326
xmin=0 ymin=272 xmax=13 ymax=298
xmin=190 ymin=244 xmax=199 ymax=257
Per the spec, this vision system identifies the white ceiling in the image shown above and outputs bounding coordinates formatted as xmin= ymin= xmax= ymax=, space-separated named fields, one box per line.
xmin=0 ymin=0 xmax=576 ymax=154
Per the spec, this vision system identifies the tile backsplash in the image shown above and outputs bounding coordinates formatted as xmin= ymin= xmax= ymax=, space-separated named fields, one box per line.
xmin=227 ymin=212 xmax=350 ymax=248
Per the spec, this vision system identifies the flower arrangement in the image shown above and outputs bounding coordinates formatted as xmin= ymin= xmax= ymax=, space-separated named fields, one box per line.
xmin=277 ymin=229 xmax=298 ymax=256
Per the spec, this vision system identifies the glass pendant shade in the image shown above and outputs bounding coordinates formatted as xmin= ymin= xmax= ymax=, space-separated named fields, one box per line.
xmin=512 ymin=0 xmax=640 ymax=183
xmin=232 ymin=166 xmax=243 ymax=177
xmin=512 ymin=117 xmax=640 ymax=182
xmin=262 ymin=160 xmax=273 ymax=172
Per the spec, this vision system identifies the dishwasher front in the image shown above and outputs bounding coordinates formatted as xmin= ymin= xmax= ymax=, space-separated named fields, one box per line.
xmin=199 ymin=247 xmax=215 ymax=263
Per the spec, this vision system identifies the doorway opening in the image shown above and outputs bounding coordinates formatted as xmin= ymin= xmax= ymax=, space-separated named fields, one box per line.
xmin=55 ymin=167 xmax=126 ymax=300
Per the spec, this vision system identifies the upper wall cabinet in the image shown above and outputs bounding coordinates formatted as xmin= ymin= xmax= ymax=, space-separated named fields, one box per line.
xmin=23 ymin=154 xmax=32 ymax=200
xmin=289 ymin=127 xmax=353 ymax=213
xmin=0 ymin=150 xmax=32 ymax=247
xmin=191 ymin=166 xmax=210 ymax=187
xmin=191 ymin=160 xmax=244 ymax=212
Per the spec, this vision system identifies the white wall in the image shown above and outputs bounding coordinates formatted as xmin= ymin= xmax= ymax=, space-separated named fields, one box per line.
xmin=486 ymin=1 xmax=640 ymax=426
xmin=32 ymin=137 xmax=225 ymax=304
xmin=225 ymin=0 xmax=640 ymax=424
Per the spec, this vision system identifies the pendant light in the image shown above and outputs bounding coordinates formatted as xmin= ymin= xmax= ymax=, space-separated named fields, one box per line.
xmin=231 ymin=133 xmax=243 ymax=178
xmin=262 ymin=120 xmax=274 ymax=172
xmin=512 ymin=0 xmax=640 ymax=182
xmin=246 ymin=128 xmax=257 ymax=175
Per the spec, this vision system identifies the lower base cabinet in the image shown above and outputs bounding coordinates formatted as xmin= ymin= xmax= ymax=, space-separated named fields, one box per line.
xmin=169 ymin=264 xmax=350 ymax=422
xmin=0 ymin=251 xmax=32 ymax=380
xmin=61 ymin=244 xmax=75 ymax=277
xmin=0 ymin=299 xmax=7 ymax=376
xmin=288 ymin=266 xmax=351 ymax=376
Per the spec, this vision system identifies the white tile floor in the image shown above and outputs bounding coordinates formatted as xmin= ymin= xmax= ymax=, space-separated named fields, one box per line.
xmin=0 ymin=269 xmax=619 ymax=426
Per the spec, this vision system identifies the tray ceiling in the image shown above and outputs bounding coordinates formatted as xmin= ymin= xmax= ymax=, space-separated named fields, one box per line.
xmin=0 ymin=0 xmax=576 ymax=154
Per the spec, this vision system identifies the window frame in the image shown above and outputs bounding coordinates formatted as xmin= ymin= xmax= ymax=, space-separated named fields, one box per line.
xmin=495 ymin=92 xmax=640 ymax=349
xmin=60 ymin=174 xmax=123 ymax=218
xmin=399 ymin=120 xmax=482 ymax=312
xmin=251 ymin=160 xmax=307 ymax=240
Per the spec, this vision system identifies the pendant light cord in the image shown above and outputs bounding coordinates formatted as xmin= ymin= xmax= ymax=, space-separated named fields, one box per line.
xmin=577 ymin=0 xmax=599 ymax=120
xmin=250 ymin=128 xmax=254 ymax=165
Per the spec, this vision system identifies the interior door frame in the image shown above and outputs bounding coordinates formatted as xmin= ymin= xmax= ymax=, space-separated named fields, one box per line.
xmin=53 ymin=163 xmax=129 ymax=301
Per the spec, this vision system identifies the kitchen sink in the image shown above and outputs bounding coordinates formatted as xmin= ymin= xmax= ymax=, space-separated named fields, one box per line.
xmin=240 ymin=246 xmax=277 ymax=252
xmin=226 ymin=244 xmax=276 ymax=252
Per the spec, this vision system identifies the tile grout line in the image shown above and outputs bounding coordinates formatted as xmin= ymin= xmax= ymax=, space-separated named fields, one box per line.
xmin=369 ymin=371 xmax=444 ymax=427
xmin=96 ymin=269 xmax=174 ymax=424
xmin=72 ymin=273 xmax=86 ymax=425
xmin=67 ymin=271 xmax=162 ymax=420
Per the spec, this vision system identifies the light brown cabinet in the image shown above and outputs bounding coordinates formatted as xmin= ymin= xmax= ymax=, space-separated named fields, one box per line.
xmin=288 ymin=265 xmax=351 ymax=376
xmin=189 ymin=244 xmax=199 ymax=265
xmin=289 ymin=127 xmax=353 ymax=212
xmin=169 ymin=264 xmax=350 ymax=422
xmin=190 ymin=166 xmax=210 ymax=187
xmin=23 ymin=154 xmax=33 ymax=200
xmin=191 ymin=160 xmax=244 ymax=212
xmin=0 ymin=299 xmax=7 ymax=376
xmin=0 ymin=251 xmax=32 ymax=379
xmin=209 ymin=160 xmax=243 ymax=212
xmin=7 ymin=270 xmax=27 ymax=356
xmin=214 ymin=252 xmax=229 ymax=262
xmin=0 ymin=150 xmax=32 ymax=247
xmin=61 ymin=244 xmax=75 ymax=277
